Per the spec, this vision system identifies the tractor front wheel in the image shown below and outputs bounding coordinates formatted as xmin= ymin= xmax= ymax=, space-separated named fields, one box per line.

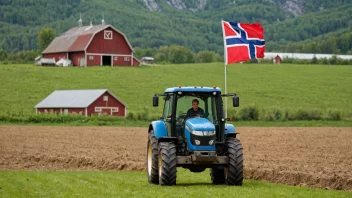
xmin=158 ymin=142 xmax=177 ymax=186
xmin=147 ymin=131 xmax=159 ymax=184
xmin=224 ymin=137 xmax=243 ymax=186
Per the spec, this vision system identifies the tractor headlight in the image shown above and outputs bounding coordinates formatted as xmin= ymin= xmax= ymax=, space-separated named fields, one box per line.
xmin=204 ymin=131 xmax=216 ymax=136
xmin=195 ymin=140 xmax=201 ymax=145
xmin=190 ymin=130 xmax=216 ymax=136
xmin=190 ymin=130 xmax=204 ymax=136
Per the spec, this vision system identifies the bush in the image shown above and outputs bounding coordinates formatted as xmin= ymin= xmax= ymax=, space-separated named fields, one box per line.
xmin=282 ymin=109 xmax=295 ymax=121
xmin=329 ymin=55 xmax=338 ymax=65
xmin=137 ymin=111 xmax=148 ymax=121
xmin=282 ymin=57 xmax=294 ymax=64
xmin=258 ymin=59 xmax=273 ymax=64
xmin=325 ymin=109 xmax=342 ymax=121
xmin=97 ymin=121 xmax=108 ymax=126
xmin=148 ymin=114 xmax=161 ymax=121
xmin=344 ymin=111 xmax=352 ymax=121
xmin=239 ymin=105 xmax=259 ymax=121
xmin=126 ymin=112 xmax=136 ymax=120
xmin=227 ymin=109 xmax=240 ymax=120
xmin=311 ymin=56 xmax=318 ymax=64
xmin=294 ymin=108 xmax=322 ymax=120
xmin=243 ymin=59 xmax=258 ymax=64
xmin=260 ymin=108 xmax=283 ymax=121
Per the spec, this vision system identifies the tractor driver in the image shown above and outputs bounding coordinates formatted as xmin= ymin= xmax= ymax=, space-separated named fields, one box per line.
xmin=186 ymin=99 xmax=205 ymax=118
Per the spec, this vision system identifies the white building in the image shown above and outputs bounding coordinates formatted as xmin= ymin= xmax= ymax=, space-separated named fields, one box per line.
xmin=264 ymin=52 xmax=352 ymax=60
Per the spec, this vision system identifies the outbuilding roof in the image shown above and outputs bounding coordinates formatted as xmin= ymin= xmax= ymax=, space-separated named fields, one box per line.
xmin=35 ymin=89 xmax=128 ymax=108
xmin=42 ymin=24 xmax=134 ymax=54
xmin=164 ymin=86 xmax=221 ymax=93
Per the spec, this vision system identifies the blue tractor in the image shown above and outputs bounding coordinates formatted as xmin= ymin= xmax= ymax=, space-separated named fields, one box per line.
xmin=147 ymin=86 xmax=243 ymax=186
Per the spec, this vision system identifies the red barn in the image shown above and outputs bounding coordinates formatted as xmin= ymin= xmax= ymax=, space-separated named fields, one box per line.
xmin=35 ymin=89 xmax=128 ymax=117
xmin=273 ymin=55 xmax=282 ymax=64
xmin=42 ymin=24 xmax=140 ymax=66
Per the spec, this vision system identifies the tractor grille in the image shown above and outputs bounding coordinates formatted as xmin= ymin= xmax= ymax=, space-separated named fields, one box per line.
xmin=190 ymin=133 xmax=215 ymax=146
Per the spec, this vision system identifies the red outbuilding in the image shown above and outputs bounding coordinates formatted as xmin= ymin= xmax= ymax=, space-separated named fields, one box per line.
xmin=273 ymin=55 xmax=282 ymax=64
xmin=42 ymin=23 xmax=141 ymax=66
xmin=35 ymin=89 xmax=128 ymax=117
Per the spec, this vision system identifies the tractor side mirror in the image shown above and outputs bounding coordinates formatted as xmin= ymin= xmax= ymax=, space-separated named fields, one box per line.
xmin=233 ymin=96 xmax=239 ymax=107
xmin=153 ymin=95 xmax=159 ymax=107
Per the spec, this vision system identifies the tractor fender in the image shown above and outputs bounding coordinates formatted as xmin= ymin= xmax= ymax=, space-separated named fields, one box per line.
xmin=224 ymin=124 xmax=237 ymax=135
xmin=149 ymin=120 xmax=168 ymax=138
xmin=158 ymin=137 xmax=178 ymax=144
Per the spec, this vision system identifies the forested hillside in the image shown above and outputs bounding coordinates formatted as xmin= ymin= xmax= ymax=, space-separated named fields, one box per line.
xmin=0 ymin=0 xmax=351 ymax=55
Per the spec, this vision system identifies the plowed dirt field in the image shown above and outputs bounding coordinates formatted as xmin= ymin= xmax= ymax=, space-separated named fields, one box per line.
xmin=0 ymin=126 xmax=351 ymax=191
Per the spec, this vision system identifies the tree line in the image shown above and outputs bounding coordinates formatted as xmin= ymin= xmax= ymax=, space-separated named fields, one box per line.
xmin=0 ymin=26 xmax=350 ymax=65
xmin=0 ymin=0 xmax=351 ymax=55
xmin=269 ymin=32 xmax=352 ymax=55
xmin=1 ymin=44 xmax=350 ymax=65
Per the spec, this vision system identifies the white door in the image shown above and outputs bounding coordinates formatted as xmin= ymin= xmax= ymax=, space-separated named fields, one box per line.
xmin=80 ymin=58 xmax=86 ymax=67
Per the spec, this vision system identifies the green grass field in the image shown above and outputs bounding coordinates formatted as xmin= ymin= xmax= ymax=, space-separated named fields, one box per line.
xmin=0 ymin=169 xmax=351 ymax=198
xmin=1 ymin=63 xmax=351 ymax=112
xmin=0 ymin=63 xmax=351 ymax=124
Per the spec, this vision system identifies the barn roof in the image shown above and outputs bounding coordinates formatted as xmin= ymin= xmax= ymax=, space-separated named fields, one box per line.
xmin=42 ymin=25 xmax=134 ymax=54
xmin=35 ymin=89 xmax=128 ymax=108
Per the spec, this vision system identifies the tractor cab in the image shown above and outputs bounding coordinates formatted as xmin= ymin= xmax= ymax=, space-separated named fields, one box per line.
xmin=148 ymin=86 xmax=242 ymax=186
xmin=157 ymin=87 xmax=224 ymax=150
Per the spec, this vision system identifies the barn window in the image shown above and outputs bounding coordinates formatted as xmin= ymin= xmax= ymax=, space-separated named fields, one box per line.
xmin=95 ymin=107 xmax=102 ymax=112
xmin=64 ymin=109 xmax=68 ymax=114
xmin=111 ymin=108 xmax=118 ymax=112
xmin=124 ymin=57 xmax=130 ymax=61
xmin=114 ymin=56 xmax=118 ymax=61
xmin=104 ymin=30 xmax=113 ymax=40
xmin=89 ymin=56 xmax=94 ymax=60
xmin=103 ymin=96 xmax=108 ymax=101
xmin=44 ymin=109 xmax=48 ymax=113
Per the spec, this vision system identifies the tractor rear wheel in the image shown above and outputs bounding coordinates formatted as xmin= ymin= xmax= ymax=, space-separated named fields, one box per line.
xmin=210 ymin=168 xmax=225 ymax=184
xmin=147 ymin=131 xmax=159 ymax=184
xmin=158 ymin=142 xmax=177 ymax=186
xmin=225 ymin=137 xmax=243 ymax=186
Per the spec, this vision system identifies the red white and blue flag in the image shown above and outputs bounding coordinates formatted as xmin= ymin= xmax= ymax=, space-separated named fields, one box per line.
xmin=222 ymin=20 xmax=265 ymax=64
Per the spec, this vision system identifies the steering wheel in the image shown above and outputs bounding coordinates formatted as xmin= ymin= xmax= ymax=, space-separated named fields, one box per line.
xmin=177 ymin=113 xmax=187 ymax=123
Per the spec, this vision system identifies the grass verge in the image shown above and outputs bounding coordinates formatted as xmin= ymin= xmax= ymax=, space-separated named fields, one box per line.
xmin=0 ymin=169 xmax=351 ymax=198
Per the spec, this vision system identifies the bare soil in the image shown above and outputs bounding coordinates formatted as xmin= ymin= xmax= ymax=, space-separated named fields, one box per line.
xmin=0 ymin=126 xmax=351 ymax=191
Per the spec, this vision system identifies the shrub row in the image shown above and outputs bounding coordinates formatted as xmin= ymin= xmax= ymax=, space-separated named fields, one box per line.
xmin=227 ymin=105 xmax=351 ymax=121
xmin=242 ymin=55 xmax=352 ymax=65
xmin=0 ymin=106 xmax=351 ymax=125
xmin=0 ymin=111 xmax=160 ymax=124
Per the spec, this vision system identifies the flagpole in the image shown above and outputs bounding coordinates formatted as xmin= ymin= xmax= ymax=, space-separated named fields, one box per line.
xmin=224 ymin=63 xmax=227 ymax=118
xmin=221 ymin=20 xmax=228 ymax=118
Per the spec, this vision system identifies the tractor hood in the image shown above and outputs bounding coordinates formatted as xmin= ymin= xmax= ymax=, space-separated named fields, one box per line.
xmin=185 ymin=118 xmax=215 ymax=132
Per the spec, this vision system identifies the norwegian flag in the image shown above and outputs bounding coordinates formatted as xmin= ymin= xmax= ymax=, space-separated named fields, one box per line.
xmin=222 ymin=20 xmax=265 ymax=64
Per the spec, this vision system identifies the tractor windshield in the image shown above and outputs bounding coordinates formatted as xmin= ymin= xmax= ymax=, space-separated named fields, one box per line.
xmin=175 ymin=93 xmax=219 ymax=124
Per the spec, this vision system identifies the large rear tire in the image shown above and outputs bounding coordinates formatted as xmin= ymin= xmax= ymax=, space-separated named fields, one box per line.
xmin=147 ymin=131 xmax=159 ymax=184
xmin=210 ymin=168 xmax=225 ymax=184
xmin=158 ymin=142 xmax=177 ymax=186
xmin=225 ymin=137 xmax=243 ymax=186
